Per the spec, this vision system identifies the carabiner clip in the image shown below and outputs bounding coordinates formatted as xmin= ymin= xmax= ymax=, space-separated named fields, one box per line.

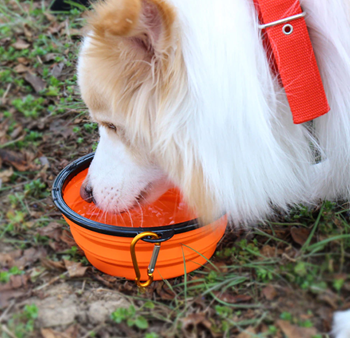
xmin=130 ymin=232 xmax=161 ymax=288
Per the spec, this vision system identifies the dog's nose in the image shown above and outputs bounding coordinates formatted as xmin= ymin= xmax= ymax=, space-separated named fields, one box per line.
xmin=80 ymin=184 xmax=95 ymax=203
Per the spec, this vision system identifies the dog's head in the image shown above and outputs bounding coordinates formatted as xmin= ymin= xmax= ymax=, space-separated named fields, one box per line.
xmin=77 ymin=0 xmax=315 ymax=223
xmin=77 ymin=0 xmax=216 ymax=219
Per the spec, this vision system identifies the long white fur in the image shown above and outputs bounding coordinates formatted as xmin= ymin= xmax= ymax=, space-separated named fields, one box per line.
xmin=302 ymin=0 xmax=350 ymax=202
xmin=77 ymin=1 xmax=350 ymax=335
xmin=165 ymin=0 xmax=318 ymax=224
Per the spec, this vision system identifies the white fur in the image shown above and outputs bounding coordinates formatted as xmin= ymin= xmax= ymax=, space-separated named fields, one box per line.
xmin=166 ymin=0 xmax=318 ymax=223
xmin=77 ymin=1 xmax=350 ymax=333
xmin=301 ymin=0 xmax=350 ymax=202
xmin=332 ymin=310 xmax=350 ymax=338
xmin=86 ymin=126 xmax=169 ymax=213
xmin=77 ymin=0 xmax=350 ymax=221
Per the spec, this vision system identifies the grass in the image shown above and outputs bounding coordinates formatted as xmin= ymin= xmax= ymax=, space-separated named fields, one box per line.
xmin=0 ymin=1 xmax=349 ymax=337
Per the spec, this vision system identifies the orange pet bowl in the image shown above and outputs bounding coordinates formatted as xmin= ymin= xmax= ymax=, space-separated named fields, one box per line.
xmin=52 ymin=153 xmax=227 ymax=285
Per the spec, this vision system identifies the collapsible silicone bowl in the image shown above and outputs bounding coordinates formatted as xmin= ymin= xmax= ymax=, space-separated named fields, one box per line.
xmin=52 ymin=153 xmax=227 ymax=285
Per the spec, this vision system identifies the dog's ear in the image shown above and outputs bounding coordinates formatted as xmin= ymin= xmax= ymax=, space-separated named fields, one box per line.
xmin=87 ymin=0 xmax=175 ymax=59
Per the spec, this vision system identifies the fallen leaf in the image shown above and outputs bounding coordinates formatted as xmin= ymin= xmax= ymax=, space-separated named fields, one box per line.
xmin=0 ymin=167 xmax=13 ymax=185
xmin=237 ymin=326 xmax=257 ymax=338
xmin=0 ymin=250 xmax=22 ymax=268
xmin=44 ymin=12 xmax=56 ymax=22
xmin=41 ymin=258 xmax=66 ymax=271
xmin=37 ymin=222 xmax=62 ymax=241
xmin=64 ymin=260 xmax=88 ymax=278
xmin=10 ymin=126 xmax=23 ymax=139
xmin=0 ymin=274 xmax=30 ymax=308
xmin=0 ymin=290 xmax=26 ymax=309
xmin=291 ymin=227 xmax=311 ymax=246
xmin=213 ymin=292 xmax=252 ymax=304
xmin=156 ymin=281 xmax=176 ymax=300
xmin=260 ymin=245 xmax=275 ymax=257
xmin=12 ymin=39 xmax=30 ymax=50
xmin=50 ymin=120 xmax=75 ymax=139
xmin=64 ymin=325 xmax=79 ymax=338
xmin=51 ymin=63 xmax=64 ymax=78
xmin=43 ymin=53 xmax=58 ymax=62
xmin=277 ymin=320 xmax=317 ymax=338
xmin=17 ymin=57 xmax=29 ymax=64
xmin=40 ymin=328 xmax=67 ymax=338
xmin=318 ymin=290 xmax=339 ymax=309
xmin=24 ymin=72 xmax=46 ymax=93
xmin=9 ymin=247 xmax=47 ymax=269
xmin=0 ymin=149 xmax=28 ymax=171
xmin=262 ymin=285 xmax=277 ymax=300
xmin=60 ymin=230 xmax=78 ymax=247
xmin=23 ymin=25 xmax=32 ymax=38
xmin=14 ymin=64 xmax=31 ymax=73
xmin=182 ymin=313 xmax=212 ymax=331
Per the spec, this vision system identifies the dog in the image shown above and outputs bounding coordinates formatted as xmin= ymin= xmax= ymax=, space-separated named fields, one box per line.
xmin=77 ymin=0 xmax=350 ymax=336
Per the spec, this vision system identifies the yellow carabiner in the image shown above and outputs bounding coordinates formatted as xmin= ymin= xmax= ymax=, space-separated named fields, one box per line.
xmin=130 ymin=232 xmax=161 ymax=288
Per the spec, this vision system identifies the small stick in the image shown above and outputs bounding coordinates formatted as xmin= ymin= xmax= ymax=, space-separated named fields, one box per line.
xmin=0 ymin=300 xmax=15 ymax=323
xmin=1 ymin=325 xmax=17 ymax=338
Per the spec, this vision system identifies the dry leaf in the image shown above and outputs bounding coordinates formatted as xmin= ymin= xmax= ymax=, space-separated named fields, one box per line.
xmin=156 ymin=281 xmax=176 ymax=300
xmin=17 ymin=57 xmax=29 ymax=64
xmin=213 ymin=292 xmax=252 ymax=304
xmin=51 ymin=63 xmax=64 ymax=78
xmin=10 ymin=126 xmax=23 ymax=139
xmin=181 ymin=313 xmax=212 ymax=332
xmin=43 ymin=53 xmax=58 ymax=62
xmin=14 ymin=64 xmax=31 ymax=74
xmin=260 ymin=245 xmax=275 ymax=257
xmin=64 ymin=260 xmax=88 ymax=278
xmin=60 ymin=230 xmax=78 ymax=247
xmin=41 ymin=258 xmax=66 ymax=271
xmin=0 ymin=149 xmax=28 ymax=171
xmin=291 ymin=227 xmax=311 ymax=246
xmin=262 ymin=285 xmax=277 ymax=300
xmin=9 ymin=247 xmax=47 ymax=269
xmin=277 ymin=320 xmax=317 ymax=338
xmin=0 ymin=250 xmax=22 ymax=268
xmin=237 ymin=326 xmax=257 ymax=338
xmin=44 ymin=12 xmax=56 ymax=22
xmin=0 ymin=167 xmax=14 ymax=184
xmin=12 ymin=39 xmax=30 ymax=50
xmin=37 ymin=222 xmax=62 ymax=241
xmin=40 ymin=328 xmax=67 ymax=338
xmin=0 ymin=275 xmax=30 ymax=308
xmin=24 ymin=72 xmax=46 ymax=93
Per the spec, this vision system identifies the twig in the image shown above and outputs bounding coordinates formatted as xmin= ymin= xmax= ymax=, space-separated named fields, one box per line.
xmin=34 ymin=271 xmax=69 ymax=291
xmin=1 ymin=325 xmax=17 ymax=338
xmin=1 ymin=83 xmax=11 ymax=100
xmin=0 ymin=135 xmax=25 ymax=149
xmin=82 ymin=323 xmax=105 ymax=338
xmin=0 ymin=300 xmax=15 ymax=323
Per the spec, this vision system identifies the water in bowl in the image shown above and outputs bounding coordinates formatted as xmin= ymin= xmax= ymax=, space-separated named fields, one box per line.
xmin=63 ymin=168 xmax=196 ymax=227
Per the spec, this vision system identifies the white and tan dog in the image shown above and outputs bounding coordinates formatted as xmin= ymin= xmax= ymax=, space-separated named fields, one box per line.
xmin=77 ymin=0 xmax=350 ymax=336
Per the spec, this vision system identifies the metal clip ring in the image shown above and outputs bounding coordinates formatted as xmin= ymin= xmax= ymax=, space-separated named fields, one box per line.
xmin=130 ymin=232 xmax=161 ymax=288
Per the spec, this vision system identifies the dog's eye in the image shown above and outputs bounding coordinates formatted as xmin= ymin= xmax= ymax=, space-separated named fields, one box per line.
xmin=106 ymin=123 xmax=117 ymax=131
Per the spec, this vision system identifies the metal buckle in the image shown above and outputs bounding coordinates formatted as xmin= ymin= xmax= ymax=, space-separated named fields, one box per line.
xmin=130 ymin=232 xmax=161 ymax=288
xmin=258 ymin=12 xmax=306 ymax=30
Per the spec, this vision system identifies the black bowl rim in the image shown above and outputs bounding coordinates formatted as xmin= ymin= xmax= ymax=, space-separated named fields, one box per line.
xmin=52 ymin=153 xmax=206 ymax=241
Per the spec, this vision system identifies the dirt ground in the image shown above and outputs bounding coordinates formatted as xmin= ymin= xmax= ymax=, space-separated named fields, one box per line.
xmin=0 ymin=1 xmax=349 ymax=337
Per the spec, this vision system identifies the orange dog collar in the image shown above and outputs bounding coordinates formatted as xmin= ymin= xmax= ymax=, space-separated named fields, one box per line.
xmin=255 ymin=0 xmax=330 ymax=124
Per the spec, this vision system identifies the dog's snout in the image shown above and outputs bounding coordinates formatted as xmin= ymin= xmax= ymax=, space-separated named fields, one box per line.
xmin=80 ymin=184 xmax=94 ymax=203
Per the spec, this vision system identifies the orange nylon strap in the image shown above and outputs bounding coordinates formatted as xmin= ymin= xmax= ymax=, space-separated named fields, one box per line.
xmin=255 ymin=0 xmax=330 ymax=124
